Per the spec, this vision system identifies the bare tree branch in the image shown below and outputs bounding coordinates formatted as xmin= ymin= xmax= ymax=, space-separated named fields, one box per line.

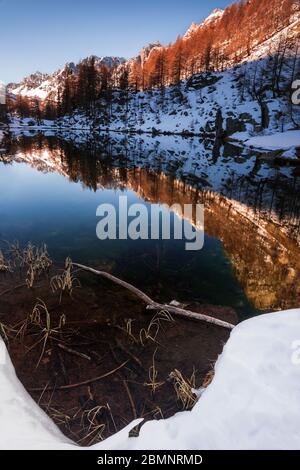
xmin=73 ymin=263 xmax=235 ymax=331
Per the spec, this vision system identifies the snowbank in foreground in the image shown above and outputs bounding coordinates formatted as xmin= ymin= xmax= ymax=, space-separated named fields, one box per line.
xmin=1 ymin=309 xmax=300 ymax=450
xmin=245 ymin=130 xmax=300 ymax=151
xmin=0 ymin=340 xmax=74 ymax=449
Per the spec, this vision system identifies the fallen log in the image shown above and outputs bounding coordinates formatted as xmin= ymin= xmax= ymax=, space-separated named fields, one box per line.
xmin=73 ymin=263 xmax=235 ymax=331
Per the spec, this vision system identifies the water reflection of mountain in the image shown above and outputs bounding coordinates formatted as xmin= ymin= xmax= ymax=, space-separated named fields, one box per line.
xmin=2 ymin=133 xmax=300 ymax=311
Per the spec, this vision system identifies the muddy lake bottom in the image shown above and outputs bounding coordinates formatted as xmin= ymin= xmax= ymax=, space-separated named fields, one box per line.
xmin=0 ymin=265 xmax=237 ymax=445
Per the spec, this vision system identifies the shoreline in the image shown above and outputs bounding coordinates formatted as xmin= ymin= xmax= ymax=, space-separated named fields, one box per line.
xmin=8 ymin=122 xmax=300 ymax=157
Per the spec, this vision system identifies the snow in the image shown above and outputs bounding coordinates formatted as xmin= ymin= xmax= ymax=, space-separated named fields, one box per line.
xmin=11 ymin=82 xmax=52 ymax=101
xmin=202 ymin=8 xmax=224 ymax=26
xmin=184 ymin=8 xmax=224 ymax=39
xmin=245 ymin=131 xmax=300 ymax=151
xmin=7 ymin=125 xmax=265 ymax=196
xmin=183 ymin=22 xmax=200 ymax=39
xmin=0 ymin=133 xmax=5 ymax=152
xmin=8 ymin=57 xmax=126 ymax=102
xmin=244 ymin=13 xmax=300 ymax=64
xmin=47 ymin=66 xmax=261 ymax=137
xmin=14 ymin=37 xmax=296 ymax=141
xmin=0 ymin=81 xmax=5 ymax=105
xmin=0 ymin=340 xmax=74 ymax=450
xmin=9 ymin=117 xmax=56 ymax=129
xmin=7 ymin=11 xmax=300 ymax=141
xmin=8 ymin=124 xmax=298 ymax=245
xmin=1 ymin=309 xmax=300 ymax=449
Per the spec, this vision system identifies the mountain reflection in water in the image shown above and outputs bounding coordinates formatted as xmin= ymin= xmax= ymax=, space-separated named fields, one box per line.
xmin=1 ymin=132 xmax=300 ymax=315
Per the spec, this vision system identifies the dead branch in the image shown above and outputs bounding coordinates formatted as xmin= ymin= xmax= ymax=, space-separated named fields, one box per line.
xmin=73 ymin=263 xmax=154 ymax=304
xmin=146 ymin=303 xmax=234 ymax=329
xmin=73 ymin=263 xmax=235 ymax=330
xmin=29 ymin=360 xmax=128 ymax=392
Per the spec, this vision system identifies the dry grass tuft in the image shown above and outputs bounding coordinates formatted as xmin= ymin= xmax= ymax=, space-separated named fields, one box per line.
xmin=169 ymin=368 xmax=198 ymax=410
xmin=47 ymin=406 xmax=72 ymax=429
xmin=22 ymin=243 xmax=52 ymax=288
xmin=139 ymin=310 xmax=174 ymax=346
xmin=0 ymin=250 xmax=11 ymax=272
xmin=80 ymin=405 xmax=107 ymax=445
xmin=6 ymin=242 xmax=53 ymax=287
xmin=0 ymin=321 xmax=13 ymax=342
xmin=144 ymin=348 xmax=165 ymax=393
xmin=25 ymin=299 xmax=66 ymax=367
xmin=50 ymin=257 xmax=81 ymax=302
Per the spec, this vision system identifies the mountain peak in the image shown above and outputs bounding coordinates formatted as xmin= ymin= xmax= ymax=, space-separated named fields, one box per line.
xmin=139 ymin=42 xmax=162 ymax=64
xmin=210 ymin=8 xmax=224 ymax=15
xmin=202 ymin=8 xmax=224 ymax=26
xmin=184 ymin=8 xmax=224 ymax=39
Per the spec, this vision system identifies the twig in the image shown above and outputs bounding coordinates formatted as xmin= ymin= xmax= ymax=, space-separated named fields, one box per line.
xmin=107 ymin=403 xmax=117 ymax=433
xmin=57 ymin=342 xmax=91 ymax=361
xmin=73 ymin=263 xmax=235 ymax=330
xmin=115 ymin=338 xmax=143 ymax=368
xmin=122 ymin=379 xmax=137 ymax=419
xmin=0 ymin=282 xmax=26 ymax=297
xmin=29 ymin=360 xmax=128 ymax=392
xmin=58 ymin=351 xmax=69 ymax=385
xmin=37 ymin=380 xmax=51 ymax=405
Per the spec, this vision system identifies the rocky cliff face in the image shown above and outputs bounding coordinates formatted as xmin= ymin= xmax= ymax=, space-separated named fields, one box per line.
xmin=183 ymin=8 xmax=224 ymax=39
xmin=7 ymin=56 xmax=126 ymax=101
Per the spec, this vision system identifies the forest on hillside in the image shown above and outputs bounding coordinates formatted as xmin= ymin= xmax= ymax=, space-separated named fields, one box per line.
xmin=7 ymin=0 xmax=299 ymax=120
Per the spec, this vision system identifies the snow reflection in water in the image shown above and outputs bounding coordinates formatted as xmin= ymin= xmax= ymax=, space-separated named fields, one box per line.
xmin=1 ymin=132 xmax=300 ymax=316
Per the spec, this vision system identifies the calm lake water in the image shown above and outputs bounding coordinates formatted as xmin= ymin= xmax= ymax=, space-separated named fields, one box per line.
xmin=1 ymin=132 xmax=300 ymax=318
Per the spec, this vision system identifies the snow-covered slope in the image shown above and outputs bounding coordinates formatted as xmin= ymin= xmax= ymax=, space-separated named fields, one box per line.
xmin=8 ymin=56 xmax=126 ymax=101
xmin=8 ymin=7 xmax=226 ymax=101
xmin=1 ymin=309 xmax=300 ymax=450
xmin=9 ymin=11 xmax=299 ymax=145
xmin=54 ymin=63 xmax=299 ymax=147
xmin=7 ymin=7 xmax=300 ymax=147
xmin=9 ymin=72 xmax=53 ymax=100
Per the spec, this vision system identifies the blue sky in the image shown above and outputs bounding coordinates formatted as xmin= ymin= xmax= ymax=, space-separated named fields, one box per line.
xmin=1 ymin=0 xmax=232 ymax=83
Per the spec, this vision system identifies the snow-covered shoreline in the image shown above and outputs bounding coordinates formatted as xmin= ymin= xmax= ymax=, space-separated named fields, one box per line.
xmin=245 ymin=130 xmax=300 ymax=151
xmin=1 ymin=309 xmax=300 ymax=450
xmin=9 ymin=119 xmax=300 ymax=160
xmin=230 ymin=130 xmax=300 ymax=159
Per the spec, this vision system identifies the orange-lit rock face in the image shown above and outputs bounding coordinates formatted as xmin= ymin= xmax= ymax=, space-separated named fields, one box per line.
xmin=3 ymin=134 xmax=300 ymax=311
